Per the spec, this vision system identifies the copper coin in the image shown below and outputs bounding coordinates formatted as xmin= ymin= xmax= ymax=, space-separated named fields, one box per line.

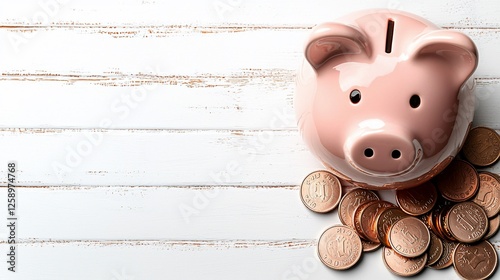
xmin=375 ymin=207 xmax=407 ymax=247
xmin=358 ymin=201 xmax=394 ymax=243
xmin=484 ymin=215 xmax=500 ymax=240
xmin=426 ymin=232 xmax=443 ymax=266
xmin=382 ymin=247 xmax=427 ymax=277
xmin=419 ymin=212 xmax=434 ymax=232
xmin=473 ymin=172 xmax=500 ymax=218
xmin=435 ymin=159 xmax=479 ymax=202
xmin=300 ymin=170 xmax=342 ymax=213
xmin=396 ymin=181 xmax=438 ymax=216
xmin=462 ymin=126 xmax=500 ymax=167
xmin=429 ymin=239 xmax=458 ymax=270
xmin=317 ymin=225 xmax=362 ymax=270
xmin=338 ymin=189 xmax=379 ymax=228
xmin=389 ymin=216 xmax=430 ymax=258
xmin=439 ymin=205 xmax=458 ymax=242
xmin=352 ymin=201 xmax=375 ymax=240
xmin=445 ymin=202 xmax=489 ymax=243
xmin=453 ymin=240 xmax=498 ymax=280
xmin=430 ymin=199 xmax=454 ymax=240
xmin=430 ymin=205 xmax=447 ymax=240
xmin=361 ymin=239 xmax=381 ymax=252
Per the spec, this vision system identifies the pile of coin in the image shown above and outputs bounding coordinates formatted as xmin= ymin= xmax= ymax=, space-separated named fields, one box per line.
xmin=300 ymin=126 xmax=500 ymax=279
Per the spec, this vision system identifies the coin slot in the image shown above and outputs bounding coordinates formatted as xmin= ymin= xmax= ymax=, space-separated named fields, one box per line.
xmin=392 ymin=150 xmax=401 ymax=159
xmin=385 ymin=19 xmax=395 ymax=54
xmin=364 ymin=148 xmax=374 ymax=158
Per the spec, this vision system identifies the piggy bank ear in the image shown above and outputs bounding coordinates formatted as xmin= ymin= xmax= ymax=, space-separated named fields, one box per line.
xmin=408 ymin=30 xmax=478 ymax=84
xmin=305 ymin=23 xmax=370 ymax=69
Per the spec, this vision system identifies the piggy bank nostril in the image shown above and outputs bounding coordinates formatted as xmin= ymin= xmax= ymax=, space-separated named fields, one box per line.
xmin=364 ymin=148 xmax=374 ymax=158
xmin=410 ymin=94 xmax=421 ymax=108
xmin=391 ymin=150 xmax=401 ymax=159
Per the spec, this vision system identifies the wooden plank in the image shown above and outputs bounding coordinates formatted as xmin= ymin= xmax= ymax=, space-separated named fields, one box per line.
xmin=0 ymin=239 xmax=475 ymax=280
xmin=0 ymin=186 xmax=342 ymax=240
xmin=0 ymin=129 xmax=321 ymax=186
xmin=0 ymin=186 xmax=498 ymax=241
xmin=0 ymin=129 xmax=498 ymax=186
xmin=0 ymin=128 xmax=495 ymax=186
xmin=0 ymin=70 xmax=295 ymax=130
xmin=0 ymin=76 xmax=499 ymax=130
xmin=1 ymin=27 xmax=499 ymax=77
xmin=1 ymin=0 xmax=499 ymax=27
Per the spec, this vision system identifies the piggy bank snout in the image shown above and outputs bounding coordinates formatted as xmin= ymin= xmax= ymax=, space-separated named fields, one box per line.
xmin=346 ymin=131 xmax=421 ymax=176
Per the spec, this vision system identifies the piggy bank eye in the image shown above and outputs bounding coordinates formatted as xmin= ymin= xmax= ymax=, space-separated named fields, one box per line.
xmin=410 ymin=94 xmax=421 ymax=108
xmin=350 ymin=89 xmax=361 ymax=104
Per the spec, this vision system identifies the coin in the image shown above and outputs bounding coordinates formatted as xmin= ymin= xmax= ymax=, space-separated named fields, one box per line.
xmin=430 ymin=204 xmax=448 ymax=240
xmin=376 ymin=207 xmax=408 ymax=247
xmin=438 ymin=205 xmax=458 ymax=242
xmin=361 ymin=239 xmax=381 ymax=252
xmin=484 ymin=215 xmax=500 ymax=240
xmin=473 ymin=172 xmax=500 ymax=218
xmin=317 ymin=225 xmax=363 ymax=270
xmin=300 ymin=170 xmax=342 ymax=213
xmin=389 ymin=216 xmax=430 ymax=258
xmin=445 ymin=201 xmax=489 ymax=243
xmin=338 ymin=189 xmax=379 ymax=228
xmin=419 ymin=212 xmax=434 ymax=231
xmin=429 ymin=240 xmax=458 ymax=270
xmin=435 ymin=159 xmax=479 ymax=202
xmin=462 ymin=126 xmax=500 ymax=167
xmin=358 ymin=201 xmax=394 ymax=243
xmin=396 ymin=181 xmax=438 ymax=216
xmin=453 ymin=240 xmax=498 ymax=280
xmin=382 ymin=247 xmax=427 ymax=277
xmin=426 ymin=232 xmax=443 ymax=266
xmin=352 ymin=201 xmax=375 ymax=240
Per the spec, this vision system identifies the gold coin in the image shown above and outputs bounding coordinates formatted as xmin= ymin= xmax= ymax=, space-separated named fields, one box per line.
xmin=453 ymin=240 xmax=498 ymax=280
xmin=338 ymin=189 xmax=379 ymax=228
xmin=317 ymin=225 xmax=362 ymax=270
xmin=435 ymin=159 xmax=479 ymax=202
xmin=473 ymin=172 xmax=500 ymax=218
xmin=462 ymin=126 xmax=500 ymax=167
xmin=445 ymin=202 xmax=488 ymax=243
xmin=396 ymin=181 xmax=438 ymax=216
xmin=389 ymin=217 xmax=430 ymax=258
xmin=382 ymin=247 xmax=427 ymax=277
xmin=300 ymin=170 xmax=342 ymax=213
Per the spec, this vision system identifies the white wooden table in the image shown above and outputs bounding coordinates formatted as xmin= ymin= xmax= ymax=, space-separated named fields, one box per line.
xmin=0 ymin=1 xmax=499 ymax=279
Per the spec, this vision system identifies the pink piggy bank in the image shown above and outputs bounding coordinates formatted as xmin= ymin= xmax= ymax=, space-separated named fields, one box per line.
xmin=295 ymin=9 xmax=478 ymax=190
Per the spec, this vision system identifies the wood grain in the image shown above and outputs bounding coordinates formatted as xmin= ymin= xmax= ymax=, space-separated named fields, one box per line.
xmin=0 ymin=239 xmax=471 ymax=280
xmin=0 ymin=74 xmax=499 ymax=129
xmin=0 ymin=186 xmax=498 ymax=241
xmin=0 ymin=129 xmax=498 ymax=186
xmin=1 ymin=0 xmax=500 ymax=26
xmin=1 ymin=1 xmax=500 ymax=279
xmin=1 ymin=27 xmax=500 ymax=76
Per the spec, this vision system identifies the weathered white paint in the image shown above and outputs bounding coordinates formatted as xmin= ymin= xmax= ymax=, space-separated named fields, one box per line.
xmin=0 ymin=239 xmax=486 ymax=280
xmin=0 ymin=79 xmax=499 ymax=129
xmin=0 ymin=129 xmax=497 ymax=186
xmin=0 ymin=0 xmax=499 ymax=279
